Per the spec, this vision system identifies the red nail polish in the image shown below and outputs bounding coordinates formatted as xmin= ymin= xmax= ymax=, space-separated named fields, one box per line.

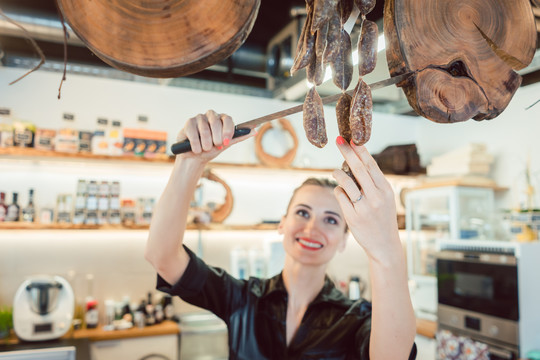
xmin=223 ymin=138 xmax=230 ymax=146
xmin=217 ymin=146 xmax=223 ymax=150
xmin=350 ymin=139 xmax=355 ymax=146
xmin=336 ymin=136 xmax=345 ymax=145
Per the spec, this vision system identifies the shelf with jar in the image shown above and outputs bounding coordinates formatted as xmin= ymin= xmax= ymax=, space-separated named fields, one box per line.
xmin=0 ymin=148 xmax=425 ymax=232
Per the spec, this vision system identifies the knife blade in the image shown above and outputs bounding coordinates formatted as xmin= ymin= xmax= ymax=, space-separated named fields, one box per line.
xmin=171 ymin=72 xmax=413 ymax=155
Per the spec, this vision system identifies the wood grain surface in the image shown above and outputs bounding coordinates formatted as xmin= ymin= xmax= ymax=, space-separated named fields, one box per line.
xmin=384 ymin=0 xmax=537 ymax=123
xmin=56 ymin=0 xmax=260 ymax=78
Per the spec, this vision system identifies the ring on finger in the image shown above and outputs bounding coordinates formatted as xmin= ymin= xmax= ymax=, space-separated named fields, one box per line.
xmin=351 ymin=193 xmax=363 ymax=204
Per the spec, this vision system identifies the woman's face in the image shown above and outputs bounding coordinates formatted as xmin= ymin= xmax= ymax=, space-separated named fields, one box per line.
xmin=279 ymin=184 xmax=348 ymax=266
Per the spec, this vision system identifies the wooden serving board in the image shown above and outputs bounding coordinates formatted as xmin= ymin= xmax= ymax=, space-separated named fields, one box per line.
xmin=56 ymin=0 xmax=260 ymax=78
xmin=384 ymin=0 xmax=537 ymax=123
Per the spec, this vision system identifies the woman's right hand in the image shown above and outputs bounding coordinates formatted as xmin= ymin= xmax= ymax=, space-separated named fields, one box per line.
xmin=176 ymin=109 xmax=254 ymax=163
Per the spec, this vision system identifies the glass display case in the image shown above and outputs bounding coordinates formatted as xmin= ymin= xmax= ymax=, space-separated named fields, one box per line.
xmin=404 ymin=185 xmax=495 ymax=320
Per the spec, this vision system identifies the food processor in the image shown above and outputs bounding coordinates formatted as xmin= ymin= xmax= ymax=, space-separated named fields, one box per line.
xmin=13 ymin=275 xmax=74 ymax=341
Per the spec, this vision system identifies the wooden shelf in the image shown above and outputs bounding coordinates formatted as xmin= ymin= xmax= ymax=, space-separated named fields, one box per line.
xmin=71 ymin=320 xmax=179 ymax=341
xmin=409 ymin=175 xmax=508 ymax=191
xmin=0 ymin=146 xmax=173 ymax=163
xmin=1 ymin=320 xmax=179 ymax=345
xmin=416 ymin=318 xmax=437 ymax=339
xmin=0 ymin=147 xmax=334 ymax=172
xmin=0 ymin=222 xmax=279 ymax=231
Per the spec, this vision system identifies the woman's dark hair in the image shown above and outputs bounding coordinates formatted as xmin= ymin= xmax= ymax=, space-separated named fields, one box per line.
xmin=286 ymin=177 xmax=348 ymax=232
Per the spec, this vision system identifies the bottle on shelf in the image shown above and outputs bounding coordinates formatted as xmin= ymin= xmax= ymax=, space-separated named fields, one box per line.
xmin=109 ymin=181 xmax=121 ymax=225
xmin=56 ymin=194 xmax=73 ymax=224
xmin=85 ymin=180 xmax=98 ymax=225
xmin=97 ymin=181 xmax=110 ymax=225
xmin=22 ymin=188 xmax=36 ymax=222
xmin=145 ymin=292 xmax=155 ymax=325
xmin=6 ymin=192 xmax=20 ymax=222
xmin=162 ymin=295 xmax=174 ymax=321
xmin=0 ymin=192 xmax=8 ymax=221
xmin=84 ymin=274 xmax=99 ymax=329
xmin=73 ymin=179 xmax=87 ymax=225
xmin=348 ymin=276 xmax=361 ymax=301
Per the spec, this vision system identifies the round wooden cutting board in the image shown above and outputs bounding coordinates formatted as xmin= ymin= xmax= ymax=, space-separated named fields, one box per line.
xmin=384 ymin=0 xmax=537 ymax=123
xmin=56 ymin=0 xmax=261 ymax=78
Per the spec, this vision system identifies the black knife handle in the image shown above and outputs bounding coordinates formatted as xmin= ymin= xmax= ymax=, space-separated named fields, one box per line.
xmin=170 ymin=127 xmax=251 ymax=155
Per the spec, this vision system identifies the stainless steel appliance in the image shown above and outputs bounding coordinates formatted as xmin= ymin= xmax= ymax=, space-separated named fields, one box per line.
xmin=436 ymin=240 xmax=540 ymax=359
xmin=12 ymin=275 xmax=74 ymax=341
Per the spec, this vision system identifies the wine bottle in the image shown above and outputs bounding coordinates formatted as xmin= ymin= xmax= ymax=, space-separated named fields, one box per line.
xmin=6 ymin=192 xmax=20 ymax=221
xmin=0 ymin=192 xmax=8 ymax=221
xmin=22 ymin=188 xmax=36 ymax=222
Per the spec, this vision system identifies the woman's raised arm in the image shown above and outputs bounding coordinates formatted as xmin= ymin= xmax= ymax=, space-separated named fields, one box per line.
xmin=144 ymin=110 xmax=254 ymax=285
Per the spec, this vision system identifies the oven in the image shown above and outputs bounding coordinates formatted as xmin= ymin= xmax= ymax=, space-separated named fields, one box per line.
xmin=436 ymin=240 xmax=540 ymax=359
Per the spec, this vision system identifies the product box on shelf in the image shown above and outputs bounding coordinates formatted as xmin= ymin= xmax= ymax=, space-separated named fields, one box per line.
xmin=55 ymin=129 xmax=80 ymax=153
xmin=0 ymin=108 xmax=13 ymax=148
xmin=78 ymin=131 xmax=93 ymax=153
xmin=12 ymin=121 xmax=36 ymax=148
xmin=35 ymin=129 xmax=57 ymax=151
xmin=123 ymin=128 xmax=167 ymax=159
xmin=108 ymin=120 xmax=124 ymax=156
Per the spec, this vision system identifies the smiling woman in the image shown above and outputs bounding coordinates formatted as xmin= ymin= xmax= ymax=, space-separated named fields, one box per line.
xmin=144 ymin=109 xmax=417 ymax=359
xmin=279 ymin=178 xmax=348 ymax=267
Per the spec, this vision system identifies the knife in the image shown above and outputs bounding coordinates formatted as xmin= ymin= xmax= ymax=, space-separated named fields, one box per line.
xmin=171 ymin=72 xmax=413 ymax=155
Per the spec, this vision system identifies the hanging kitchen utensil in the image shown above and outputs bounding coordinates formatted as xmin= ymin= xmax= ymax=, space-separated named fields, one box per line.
xmin=384 ymin=0 xmax=537 ymax=123
xmin=255 ymin=118 xmax=298 ymax=168
xmin=56 ymin=0 xmax=261 ymax=78
xmin=202 ymin=169 xmax=233 ymax=224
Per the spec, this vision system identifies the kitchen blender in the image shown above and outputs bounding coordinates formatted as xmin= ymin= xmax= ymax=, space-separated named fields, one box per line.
xmin=13 ymin=275 xmax=74 ymax=341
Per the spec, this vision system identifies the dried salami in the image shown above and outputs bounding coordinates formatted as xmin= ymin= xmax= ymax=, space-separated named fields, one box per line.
xmin=341 ymin=161 xmax=361 ymax=189
xmin=354 ymin=0 xmax=376 ymax=16
xmin=357 ymin=20 xmax=378 ymax=77
xmin=335 ymin=93 xmax=352 ymax=142
xmin=315 ymin=21 xmax=329 ymax=58
xmin=291 ymin=12 xmax=316 ymax=75
xmin=337 ymin=0 xmax=354 ymax=25
xmin=312 ymin=0 xmax=338 ymax=33
xmin=307 ymin=37 xmax=325 ymax=86
xmin=330 ymin=29 xmax=353 ymax=90
xmin=349 ymin=79 xmax=373 ymax=146
xmin=303 ymin=87 xmax=328 ymax=148
xmin=323 ymin=12 xmax=341 ymax=63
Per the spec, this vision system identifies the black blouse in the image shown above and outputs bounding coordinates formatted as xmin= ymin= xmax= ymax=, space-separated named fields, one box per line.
xmin=157 ymin=245 xmax=417 ymax=360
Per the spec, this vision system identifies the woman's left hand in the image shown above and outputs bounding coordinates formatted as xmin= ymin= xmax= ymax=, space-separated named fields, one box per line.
xmin=332 ymin=136 xmax=402 ymax=264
